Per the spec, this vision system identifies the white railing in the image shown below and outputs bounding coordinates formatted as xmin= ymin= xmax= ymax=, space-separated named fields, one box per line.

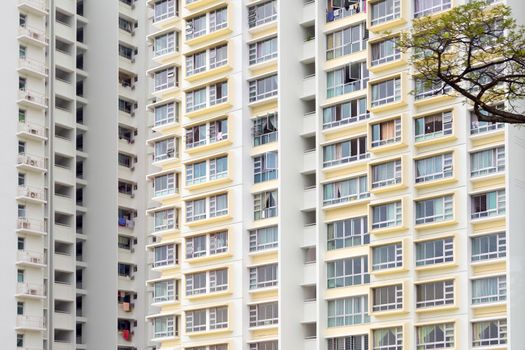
xmin=18 ymin=57 xmax=47 ymax=75
xmin=17 ymin=217 xmax=46 ymax=233
xmin=17 ymin=250 xmax=45 ymax=265
xmin=17 ymin=186 xmax=45 ymax=201
xmin=16 ymin=282 xmax=44 ymax=297
xmin=18 ymin=122 xmax=45 ymax=138
xmin=17 ymin=154 xmax=45 ymax=169
xmin=18 ymin=0 xmax=48 ymax=12
xmin=18 ymin=89 xmax=47 ymax=107
xmin=18 ymin=26 xmax=47 ymax=43
xmin=16 ymin=315 xmax=45 ymax=329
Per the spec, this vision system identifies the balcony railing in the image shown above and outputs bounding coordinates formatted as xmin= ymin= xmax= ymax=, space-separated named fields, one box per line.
xmin=18 ymin=89 xmax=47 ymax=107
xmin=17 ymin=217 xmax=47 ymax=233
xmin=16 ymin=282 xmax=44 ymax=297
xmin=17 ymin=250 xmax=45 ymax=265
xmin=18 ymin=57 xmax=47 ymax=75
xmin=18 ymin=122 xmax=46 ymax=138
xmin=326 ymin=0 xmax=366 ymax=22
xmin=17 ymin=154 xmax=46 ymax=169
xmin=18 ymin=26 xmax=48 ymax=44
xmin=17 ymin=185 xmax=45 ymax=201
xmin=18 ymin=0 xmax=48 ymax=13
xmin=16 ymin=315 xmax=45 ymax=329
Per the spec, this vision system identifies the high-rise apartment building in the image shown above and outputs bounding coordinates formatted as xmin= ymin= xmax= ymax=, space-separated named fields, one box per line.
xmin=2 ymin=0 xmax=525 ymax=349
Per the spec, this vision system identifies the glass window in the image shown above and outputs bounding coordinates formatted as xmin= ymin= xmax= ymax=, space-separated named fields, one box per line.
xmin=248 ymin=0 xmax=277 ymax=28
xmin=249 ymin=37 xmax=277 ymax=65
xmin=154 ymin=138 xmax=177 ymax=162
xmin=327 ymin=295 xmax=369 ymax=327
xmin=209 ymin=81 xmax=228 ymax=105
xmin=372 ymin=243 xmax=402 ymax=271
xmin=470 ymin=147 xmax=505 ymax=177
xmin=472 ymin=275 xmax=506 ymax=305
xmin=323 ymin=137 xmax=368 ymax=167
xmin=372 ymin=284 xmax=403 ymax=312
xmin=327 ymin=62 xmax=368 ymax=98
xmin=416 ymin=237 xmax=453 ymax=266
xmin=372 ymin=201 xmax=402 ymax=229
xmin=372 ymin=159 xmax=401 ymax=188
xmin=249 ymin=263 xmax=277 ymax=289
xmin=327 ymin=256 xmax=369 ymax=288
xmin=153 ymin=280 xmax=176 ymax=303
xmin=154 ymin=31 xmax=177 ymax=56
xmin=416 ymin=280 xmax=454 ymax=308
xmin=323 ymin=98 xmax=369 ymax=129
xmin=470 ymin=111 xmax=504 ymax=134
xmin=326 ymin=23 xmax=367 ymax=60
xmin=414 ymin=0 xmax=451 ymax=18
xmin=471 ymin=232 xmax=506 ymax=262
xmin=415 ymin=111 xmax=452 ymax=142
xmin=471 ymin=190 xmax=505 ymax=219
xmin=415 ymin=153 xmax=453 ymax=183
xmin=153 ymin=0 xmax=177 ymax=22
xmin=327 ymin=335 xmax=369 ymax=350
xmin=186 ymin=87 xmax=207 ymax=112
xmin=249 ymin=74 xmax=278 ymax=102
xmin=371 ymin=118 xmax=401 ymax=147
xmin=323 ymin=176 xmax=369 ymax=206
xmin=249 ymin=226 xmax=278 ymax=252
xmin=254 ymin=190 xmax=278 ymax=220
xmin=326 ymin=0 xmax=366 ymax=22
xmin=154 ymin=102 xmax=177 ymax=127
xmin=250 ymin=341 xmax=278 ymax=350
xmin=416 ymin=323 xmax=455 ymax=350
xmin=371 ymin=77 xmax=401 ymax=107
xmin=254 ymin=152 xmax=278 ymax=183
xmin=253 ymin=112 xmax=278 ymax=146
xmin=371 ymin=37 xmax=400 ymax=66
xmin=249 ymin=301 xmax=278 ymax=327
xmin=154 ymin=244 xmax=176 ymax=267
xmin=472 ymin=319 xmax=507 ymax=347
xmin=371 ymin=0 xmax=401 ymax=26
xmin=154 ymin=173 xmax=176 ymax=197
xmin=327 ymin=216 xmax=369 ymax=250
xmin=415 ymin=78 xmax=450 ymax=100
xmin=415 ymin=195 xmax=453 ymax=225
xmin=373 ymin=327 xmax=403 ymax=350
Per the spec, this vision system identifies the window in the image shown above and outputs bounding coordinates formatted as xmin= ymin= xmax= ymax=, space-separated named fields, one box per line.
xmin=17 ymin=269 xmax=24 ymax=283
xmin=371 ymin=118 xmax=401 ymax=147
xmin=118 ymin=236 xmax=132 ymax=250
xmin=327 ymin=216 xmax=369 ymax=250
xmin=372 ymin=201 xmax=402 ymax=229
xmin=186 ymin=268 xmax=228 ymax=295
xmin=19 ymin=45 xmax=26 ymax=59
xmin=154 ymin=244 xmax=177 ymax=268
xmin=327 ymin=295 xmax=369 ymax=327
xmin=249 ymin=263 xmax=277 ymax=289
xmin=414 ymin=0 xmax=451 ymax=18
xmin=416 ymin=280 xmax=454 ymax=308
xmin=372 ymin=284 xmax=403 ymax=312
xmin=373 ymin=327 xmax=403 ymax=350
xmin=415 ymin=78 xmax=450 ymax=100
xmin=323 ymin=136 xmax=368 ymax=167
xmin=372 ymin=243 xmax=402 ymax=271
xmin=416 ymin=237 xmax=453 ymax=266
xmin=186 ymin=45 xmax=227 ymax=76
xmin=248 ymin=0 xmax=277 ymax=28
xmin=254 ymin=190 xmax=277 ymax=220
xmin=118 ymin=263 xmax=132 ymax=277
xmin=327 ymin=256 xmax=369 ymax=288
xmin=471 ymin=232 xmax=506 ymax=262
xmin=210 ymin=44 xmax=228 ymax=69
xmin=154 ymin=67 xmax=178 ymax=92
xmin=186 ymin=7 xmax=227 ymax=40
xmin=470 ymin=111 xmax=504 ymax=134
xmin=118 ymin=44 xmax=135 ymax=59
xmin=17 ymin=334 xmax=24 ymax=348
xmin=254 ymin=152 xmax=278 ymax=183
xmin=188 ymin=345 xmax=228 ymax=350
xmin=472 ymin=319 xmax=507 ymax=347
xmin=153 ymin=208 xmax=176 ymax=232
xmin=253 ymin=112 xmax=278 ymax=146
xmin=415 ymin=110 xmax=452 ymax=142
xmin=186 ymin=156 xmax=228 ymax=185
xmin=18 ymin=109 xmax=26 ymax=123
xmin=372 ymin=160 xmax=401 ymax=188
xmin=326 ymin=23 xmax=368 ymax=60
xmin=371 ymin=0 xmax=401 ymax=26
xmin=154 ymin=31 xmax=177 ymax=56
xmin=249 ymin=301 xmax=278 ymax=327
xmin=471 ymin=190 xmax=505 ymax=219
xmin=416 ymin=323 xmax=454 ymax=350
xmin=185 ymin=194 xmax=227 ymax=222
xmin=327 ymin=335 xmax=369 ymax=350
xmin=186 ymin=51 xmax=206 ymax=76
xmin=185 ymin=118 xmax=228 ymax=149
xmin=249 ymin=74 xmax=278 ymax=102
xmin=250 ymin=341 xmax=278 ymax=350
xmin=327 ymin=62 xmax=368 ymax=98
xmin=18 ymin=173 xmax=25 ymax=186
xmin=154 ymin=138 xmax=177 ymax=162
xmin=186 ymin=161 xmax=206 ymax=185
xmin=17 ymin=301 xmax=24 ymax=315
xmin=371 ymin=38 xmax=400 ymax=66
xmin=209 ymin=81 xmax=228 ymax=105
xmin=472 ymin=275 xmax=506 ymax=304
xmin=154 ymin=102 xmax=178 ymax=127
xmin=153 ymin=280 xmax=176 ymax=303
xmin=186 ymin=87 xmax=206 ymax=112
xmin=19 ymin=13 xmax=27 ymax=27
xmin=249 ymin=226 xmax=278 ymax=252
xmin=153 ymin=315 xmax=178 ymax=338
xmin=326 ymin=0 xmax=366 ymax=22
xmin=186 ymin=306 xmax=228 ymax=333
xmin=119 ymin=17 xmax=134 ymax=33
xmin=323 ymin=176 xmax=369 ymax=206
xmin=371 ymin=77 xmax=401 ymax=107
xmin=18 ymin=141 xmax=26 ymax=155
xmin=415 ymin=153 xmax=453 ymax=183
xmin=154 ymin=173 xmax=177 ymax=197
xmin=17 ymin=237 xmax=25 ymax=250
xmin=186 ymin=231 xmax=228 ymax=259
xmin=415 ymin=195 xmax=453 ymax=225
xmin=323 ymin=97 xmax=369 ymax=129
xmin=153 ymin=0 xmax=177 ymax=22
xmin=471 ymin=147 xmax=505 ymax=177
xmin=249 ymin=37 xmax=277 ymax=65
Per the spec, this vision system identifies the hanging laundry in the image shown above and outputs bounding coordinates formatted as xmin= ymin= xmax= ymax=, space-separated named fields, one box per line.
xmin=122 ymin=329 xmax=131 ymax=341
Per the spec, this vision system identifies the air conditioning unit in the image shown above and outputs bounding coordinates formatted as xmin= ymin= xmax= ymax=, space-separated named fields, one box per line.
xmin=29 ymin=288 xmax=37 ymax=295
xmin=30 ymin=128 xmax=38 ymax=134
xmin=29 ymin=191 xmax=37 ymax=199
xmin=29 ymin=158 xmax=36 ymax=166
xmin=31 ymin=257 xmax=40 ymax=263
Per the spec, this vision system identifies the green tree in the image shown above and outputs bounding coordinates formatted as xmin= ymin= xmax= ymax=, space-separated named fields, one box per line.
xmin=397 ymin=1 xmax=525 ymax=124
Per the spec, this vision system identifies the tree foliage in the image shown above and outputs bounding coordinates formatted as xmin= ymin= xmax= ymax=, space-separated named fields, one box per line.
xmin=397 ymin=1 xmax=525 ymax=123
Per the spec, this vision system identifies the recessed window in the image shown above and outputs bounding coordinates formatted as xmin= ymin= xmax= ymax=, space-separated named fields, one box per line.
xmin=327 ymin=295 xmax=369 ymax=327
xmin=153 ymin=0 xmax=178 ymax=22
xmin=328 ymin=335 xmax=368 ymax=350
xmin=373 ymin=327 xmax=403 ymax=350
xmin=186 ymin=306 xmax=228 ymax=333
xmin=371 ymin=37 xmax=400 ymax=66
xmin=248 ymin=0 xmax=277 ymax=28
xmin=327 ymin=62 xmax=368 ymax=98
xmin=326 ymin=23 xmax=368 ymax=60
xmin=372 ymin=201 xmax=402 ymax=229
xmin=249 ymin=37 xmax=277 ymax=65
xmin=186 ymin=268 xmax=228 ymax=295
xmin=253 ymin=112 xmax=278 ymax=146
xmin=471 ymin=190 xmax=505 ymax=219
xmin=249 ymin=301 xmax=278 ymax=327
xmin=323 ymin=176 xmax=369 ymax=206
xmin=153 ymin=279 xmax=177 ymax=303
xmin=249 ymin=226 xmax=278 ymax=252
xmin=185 ymin=118 xmax=228 ymax=149
xmin=154 ymin=31 xmax=177 ymax=57
xmin=470 ymin=147 xmax=505 ymax=177
xmin=372 ymin=284 xmax=403 ymax=312
xmin=371 ymin=77 xmax=401 ymax=107
xmin=415 ymin=153 xmax=453 ymax=183
xmin=414 ymin=111 xmax=452 ymax=142
xmin=153 ymin=244 xmax=177 ymax=268
xmin=416 ymin=323 xmax=455 ymax=350
xmin=323 ymin=136 xmax=368 ymax=167
xmin=249 ymin=74 xmax=278 ymax=102
xmin=327 ymin=216 xmax=369 ymax=250
xmin=414 ymin=78 xmax=450 ymax=100
xmin=371 ymin=159 xmax=401 ymax=188
xmin=186 ymin=231 xmax=228 ymax=259
xmin=249 ymin=263 xmax=277 ymax=289
xmin=253 ymin=190 xmax=277 ymax=220
xmin=254 ymin=152 xmax=278 ymax=183
xmin=372 ymin=243 xmax=402 ymax=271
xmin=371 ymin=0 xmax=401 ymax=26
xmin=471 ymin=232 xmax=506 ymax=262
xmin=472 ymin=319 xmax=507 ymax=347
xmin=371 ymin=118 xmax=401 ymax=147
xmin=153 ymin=208 xmax=176 ymax=232
xmin=322 ymin=98 xmax=369 ymax=129
xmin=327 ymin=256 xmax=369 ymax=288
xmin=472 ymin=275 xmax=506 ymax=305
xmin=414 ymin=0 xmax=451 ymax=18
xmin=416 ymin=280 xmax=454 ymax=308
xmin=416 ymin=237 xmax=453 ymax=266
xmin=415 ymin=195 xmax=453 ymax=225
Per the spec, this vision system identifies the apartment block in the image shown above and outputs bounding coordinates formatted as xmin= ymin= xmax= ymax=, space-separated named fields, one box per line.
xmin=2 ymin=0 xmax=525 ymax=349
